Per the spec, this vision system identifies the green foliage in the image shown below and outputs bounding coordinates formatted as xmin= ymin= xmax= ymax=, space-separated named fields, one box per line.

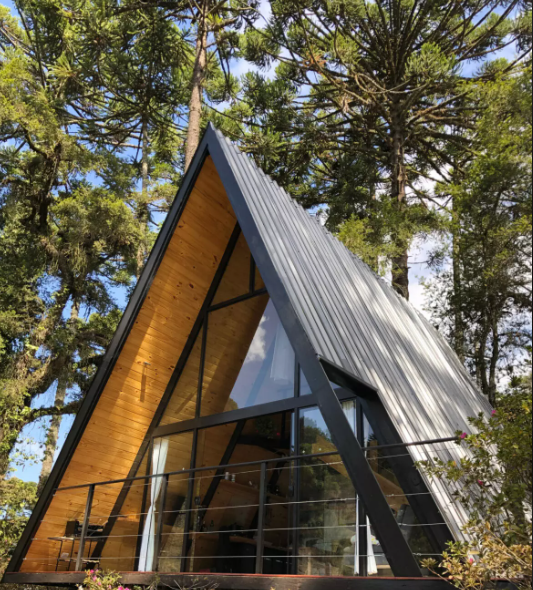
xmin=0 ymin=478 xmax=37 ymax=575
xmin=425 ymin=68 xmax=532 ymax=401
xmin=0 ymin=0 xmax=167 ymax=478
xmin=421 ymin=375 xmax=533 ymax=588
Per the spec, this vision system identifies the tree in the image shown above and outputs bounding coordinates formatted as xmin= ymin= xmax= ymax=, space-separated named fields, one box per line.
xmin=56 ymin=0 xmax=191 ymax=269
xmin=421 ymin=374 xmax=533 ymax=589
xmin=86 ymin=0 xmax=261 ymax=171
xmin=425 ymin=66 xmax=532 ymax=403
xmin=242 ymin=0 xmax=529 ymax=298
xmin=0 ymin=2 xmax=148 ymax=480
xmin=0 ymin=478 xmax=37 ymax=575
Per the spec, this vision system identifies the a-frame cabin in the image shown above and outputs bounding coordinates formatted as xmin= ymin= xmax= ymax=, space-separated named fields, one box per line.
xmin=4 ymin=126 xmax=493 ymax=590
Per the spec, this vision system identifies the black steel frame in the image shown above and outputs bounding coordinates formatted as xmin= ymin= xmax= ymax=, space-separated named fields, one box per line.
xmin=6 ymin=125 xmax=451 ymax=581
xmin=3 ymin=572 xmax=459 ymax=589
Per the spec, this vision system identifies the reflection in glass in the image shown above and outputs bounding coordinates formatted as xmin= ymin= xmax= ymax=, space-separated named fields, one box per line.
xmin=297 ymin=403 xmax=363 ymax=576
xmin=185 ymin=413 xmax=293 ymax=574
xmin=300 ymin=369 xmax=312 ymax=396
xmin=364 ymin=416 xmax=433 ymax=571
xmin=202 ymin=299 xmax=296 ymax=416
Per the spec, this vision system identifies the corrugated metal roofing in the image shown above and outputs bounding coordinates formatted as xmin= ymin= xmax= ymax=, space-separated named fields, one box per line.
xmin=211 ymin=126 xmax=493 ymax=540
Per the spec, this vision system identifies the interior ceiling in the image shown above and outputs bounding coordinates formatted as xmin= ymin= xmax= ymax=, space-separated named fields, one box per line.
xmin=21 ymin=157 xmax=237 ymax=572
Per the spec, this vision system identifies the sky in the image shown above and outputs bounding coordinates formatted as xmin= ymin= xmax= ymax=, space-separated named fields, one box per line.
xmin=0 ymin=0 xmax=522 ymax=484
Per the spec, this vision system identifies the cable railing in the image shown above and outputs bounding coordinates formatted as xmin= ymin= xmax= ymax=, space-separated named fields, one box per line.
xmin=34 ymin=436 xmax=459 ymax=577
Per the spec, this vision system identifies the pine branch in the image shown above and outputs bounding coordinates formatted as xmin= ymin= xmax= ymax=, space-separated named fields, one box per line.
xmin=27 ymin=400 xmax=82 ymax=424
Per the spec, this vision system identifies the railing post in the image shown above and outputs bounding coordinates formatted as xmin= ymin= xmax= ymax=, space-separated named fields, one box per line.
xmin=76 ymin=484 xmax=95 ymax=572
xmin=154 ymin=474 xmax=169 ymax=572
xmin=357 ymin=399 xmax=369 ymax=577
xmin=255 ymin=462 xmax=268 ymax=574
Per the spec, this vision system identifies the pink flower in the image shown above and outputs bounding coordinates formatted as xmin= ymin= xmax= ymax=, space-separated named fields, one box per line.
xmin=477 ymin=480 xmax=485 ymax=487
xmin=97 ymin=582 xmax=102 ymax=587
xmin=460 ymin=432 xmax=468 ymax=440
xmin=469 ymin=558 xmax=474 ymax=564
xmin=92 ymin=577 xmax=97 ymax=582
xmin=492 ymin=409 xmax=497 ymax=416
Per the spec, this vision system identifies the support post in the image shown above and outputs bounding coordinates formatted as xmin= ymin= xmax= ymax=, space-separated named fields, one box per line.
xmin=357 ymin=400 xmax=369 ymax=577
xmin=256 ymin=462 xmax=267 ymax=574
xmin=315 ymin=382 xmax=422 ymax=577
xmin=76 ymin=485 xmax=95 ymax=572
xmin=154 ymin=474 xmax=169 ymax=572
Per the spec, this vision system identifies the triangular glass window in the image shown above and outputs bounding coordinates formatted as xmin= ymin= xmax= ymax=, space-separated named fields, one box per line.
xmin=201 ymin=298 xmax=296 ymax=416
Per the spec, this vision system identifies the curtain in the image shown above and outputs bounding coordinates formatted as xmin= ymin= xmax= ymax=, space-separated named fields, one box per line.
xmin=138 ymin=438 xmax=169 ymax=572
xmin=354 ymin=499 xmax=378 ymax=575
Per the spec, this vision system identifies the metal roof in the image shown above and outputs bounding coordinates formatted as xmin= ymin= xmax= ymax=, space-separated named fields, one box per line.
xmin=210 ymin=126 xmax=493 ymax=539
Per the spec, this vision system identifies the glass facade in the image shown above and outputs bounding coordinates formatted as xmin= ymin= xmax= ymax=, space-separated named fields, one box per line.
xmin=85 ymin=229 xmax=436 ymax=580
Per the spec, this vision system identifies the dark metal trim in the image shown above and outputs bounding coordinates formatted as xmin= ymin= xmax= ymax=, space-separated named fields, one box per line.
xmin=6 ymin=140 xmax=213 ymax=575
xmin=54 ymin=436 xmax=458 ymax=493
xmin=2 ymin=572 xmax=457 ymax=589
xmin=250 ymin=256 xmax=256 ymax=293
xmin=319 ymin=356 xmax=379 ymax=397
xmin=356 ymin=398 xmax=369 ymax=578
xmin=358 ymin=395 xmax=455 ymax=553
xmin=209 ymin=288 xmax=268 ymax=312
xmin=255 ymin=463 xmax=268 ymax=574
xmin=75 ymin=485 xmax=95 ymax=572
xmin=154 ymin=474 xmax=169 ymax=572
xmin=180 ymin=428 xmax=199 ymax=572
xmin=9 ymin=125 xmax=446 ymax=580
xmin=320 ymin=361 xmax=455 ymax=554
xmin=152 ymin=394 xmax=320 ymax=438
xmin=93 ymin=223 xmax=242 ymax=563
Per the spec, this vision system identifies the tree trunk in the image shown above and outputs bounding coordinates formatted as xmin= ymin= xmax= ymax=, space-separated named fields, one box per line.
xmin=37 ymin=374 xmax=67 ymax=495
xmin=390 ymin=115 xmax=410 ymax=300
xmin=0 ymin=288 xmax=72 ymax=479
xmin=452 ymin=208 xmax=466 ymax=364
xmin=137 ymin=122 xmax=150 ymax=278
xmin=37 ymin=300 xmax=79 ymax=494
xmin=185 ymin=13 xmax=208 ymax=171
xmin=488 ymin=320 xmax=500 ymax=407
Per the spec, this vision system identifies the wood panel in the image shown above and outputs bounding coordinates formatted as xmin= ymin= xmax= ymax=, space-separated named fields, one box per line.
xmin=212 ymin=233 xmax=251 ymax=305
xmin=21 ymin=157 xmax=237 ymax=572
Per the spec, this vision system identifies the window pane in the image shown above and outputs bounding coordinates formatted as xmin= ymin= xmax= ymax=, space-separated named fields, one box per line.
xmin=186 ymin=413 xmax=293 ymax=574
xmin=158 ymin=324 xmax=203 ymax=426
xmin=212 ymin=233 xmax=251 ymax=305
xmin=364 ymin=416 xmax=433 ymax=572
xmin=298 ymin=406 xmax=358 ymax=576
xmin=145 ymin=432 xmax=194 ymax=572
xmin=300 ymin=369 xmax=312 ymax=396
xmin=201 ymin=298 xmax=296 ymax=416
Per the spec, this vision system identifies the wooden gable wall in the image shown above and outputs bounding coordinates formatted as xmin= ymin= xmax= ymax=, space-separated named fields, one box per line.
xmin=21 ymin=157 xmax=237 ymax=572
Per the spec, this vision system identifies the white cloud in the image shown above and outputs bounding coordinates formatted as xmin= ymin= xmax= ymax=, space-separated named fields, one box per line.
xmin=247 ymin=315 xmax=268 ymax=361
